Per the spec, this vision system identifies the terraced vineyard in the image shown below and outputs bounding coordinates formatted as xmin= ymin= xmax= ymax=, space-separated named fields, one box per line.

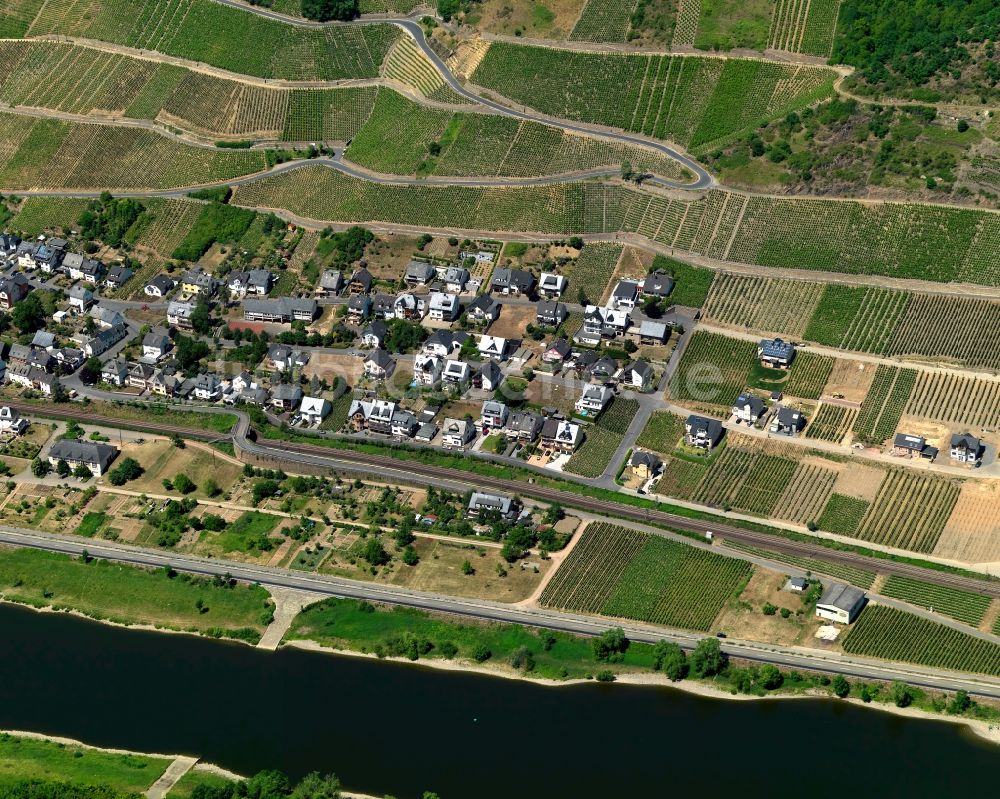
xmin=842 ymin=605 xmax=1000 ymax=677
xmin=768 ymin=0 xmax=842 ymax=57
xmin=569 ymin=0 xmax=637 ymax=42
xmin=28 ymin=0 xmax=401 ymax=81
xmin=668 ymin=331 xmax=755 ymax=407
xmin=782 ymin=352 xmax=834 ymax=399
xmin=540 ymin=522 xmax=752 ymax=630
xmin=281 ymin=87 xmax=379 ymax=142
xmin=7 ymin=197 xmax=89 ymax=235
xmin=852 ymin=365 xmax=917 ymax=445
xmin=805 ymin=404 xmax=855 ymax=442
xmin=702 ymin=273 xmax=824 ymax=337
xmin=382 ymin=35 xmax=472 ymax=105
xmin=721 ymin=540 xmax=876 ymax=589
xmin=854 ymin=471 xmax=961 ymax=554
xmin=563 ymin=243 xmax=623 ymax=304
xmin=883 ymin=294 xmax=1000 ymax=370
xmin=565 ymin=398 xmax=639 ymax=478
xmin=879 ymin=576 xmax=991 ymax=627
xmin=471 ymin=44 xmax=835 ymax=150
xmin=905 ymin=372 xmax=1000 ymax=430
xmin=0 ymin=113 xmax=266 ymax=190
xmin=0 ymin=0 xmax=44 ymax=37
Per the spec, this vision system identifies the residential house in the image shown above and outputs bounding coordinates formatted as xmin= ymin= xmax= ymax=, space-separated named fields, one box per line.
xmin=481 ymin=400 xmax=509 ymax=429
xmin=404 ymin=260 xmax=437 ymax=287
xmin=442 ymin=359 xmax=471 ymax=384
xmin=192 ymin=373 xmax=222 ymax=402
xmin=478 ymin=335 xmax=510 ymax=361
xmin=372 ymin=293 xmax=396 ymax=320
xmin=758 ymin=338 xmax=795 ymax=369
xmin=34 ymin=244 xmax=63 ymax=274
xmin=477 ymin=360 xmax=503 ymax=392
xmin=15 ymin=241 xmax=37 ymax=270
xmin=348 ymin=399 xmax=396 ymax=435
xmin=506 ymin=410 xmax=543 ymax=442
xmin=243 ymin=297 xmax=317 ymax=323
xmin=346 ymin=294 xmax=372 ymax=323
xmin=89 ymin=305 xmax=125 ymax=329
xmin=415 ymin=422 xmax=437 ymax=442
xmin=441 ymin=417 xmax=475 ymax=449
xmin=317 ymin=270 xmax=343 ymax=296
xmin=575 ymin=384 xmax=613 ymax=415
xmin=7 ymin=343 xmax=30 ymax=366
xmin=145 ymin=275 xmax=175 ymax=298
xmin=391 ymin=409 xmax=419 ymax=439
xmin=540 ymin=418 xmax=583 ymax=453
xmin=576 ymin=305 xmax=628 ymax=345
xmin=621 ymin=360 xmax=654 ymax=392
xmin=770 ymin=406 xmax=805 ymax=436
xmin=180 ymin=266 xmax=217 ymax=296
xmin=413 ymin=354 xmax=442 ymax=386
xmin=608 ymin=279 xmax=640 ymax=310
xmin=490 ymin=268 xmax=534 ymax=297
xmin=630 ymin=450 xmax=662 ymax=480
xmin=227 ymin=269 xmax=272 ymax=299
xmin=0 ymin=406 xmax=28 ymax=435
xmin=83 ymin=324 xmax=127 ymax=357
xmin=127 ymin=361 xmax=156 ymax=390
xmin=538 ymin=272 xmax=566 ymax=299
xmin=47 ymin=440 xmax=118 ymax=477
xmin=950 ymin=433 xmax=984 ymax=465
xmin=465 ymin=295 xmax=500 ymax=326
xmin=361 ymin=320 xmax=388 ymax=349
xmin=440 ymin=265 xmax=470 ymax=294
xmin=67 ymin=285 xmax=94 ymax=312
xmin=393 ymin=293 xmax=425 ymax=320
xmin=270 ymin=383 xmax=303 ymax=411
xmin=151 ymin=370 xmax=180 ymax=397
xmin=66 ymin=255 xmax=103 ymax=284
xmin=733 ymin=393 xmax=766 ymax=425
xmin=541 ymin=338 xmax=571 ymax=364
xmin=265 ymin=344 xmax=308 ymax=371
xmin=347 ymin=267 xmax=374 ymax=295
xmin=638 ymin=320 xmax=669 ymax=345
xmin=467 ymin=492 xmax=517 ymax=519
xmin=640 ymin=270 xmax=674 ymax=299
xmin=101 ymin=358 xmax=129 ymax=387
xmin=166 ymin=301 xmax=194 ymax=329
xmin=363 ymin=349 xmax=396 ymax=380
xmin=31 ymin=331 xmax=55 ymax=350
xmin=0 ymin=233 xmax=21 ymax=263
xmin=142 ymin=330 xmax=171 ymax=362
xmin=299 ymin=396 xmax=330 ymax=425
xmin=587 ymin=356 xmax=619 ymax=384
xmin=423 ymin=330 xmax=468 ymax=359
xmin=104 ymin=264 xmax=133 ymax=290
xmin=0 ymin=274 xmax=31 ymax=310
xmin=815 ymin=584 xmax=866 ymax=624
xmin=892 ymin=433 xmax=937 ymax=460
xmin=536 ymin=300 xmax=568 ymax=328
xmin=685 ymin=415 xmax=724 ymax=451
xmin=428 ymin=292 xmax=460 ymax=322
xmin=53 ymin=348 xmax=83 ymax=373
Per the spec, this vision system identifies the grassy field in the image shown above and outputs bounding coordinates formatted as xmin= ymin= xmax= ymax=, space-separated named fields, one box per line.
xmin=27 ymin=0 xmax=401 ymax=81
xmin=472 ymin=43 xmax=835 ymax=151
xmin=842 ymin=604 xmax=1000 ymax=677
xmin=652 ymin=256 xmax=715 ymax=308
xmin=878 ymin=575 xmax=991 ymax=627
xmin=77 ymin=402 xmax=237 ymax=435
xmin=168 ymin=768 xmax=235 ymax=799
xmin=0 ymin=734 xmax=169 ymax=793
xmin=540 ymin=522 xmax=751 ymax=629
xmin=668 ymin=330 xmax=755 ymax=407
xmin=562 ymin=243 xmax=623 ymax=305
xmin=286 ymin=595 xmax=664 ymax=680
xmin=0 ymin=548 xmax=272 ymax=642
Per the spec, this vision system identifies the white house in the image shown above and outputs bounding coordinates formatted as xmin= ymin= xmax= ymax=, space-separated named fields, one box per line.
xmin=299 ymin=396 xmax=331 ymax=425
xmin=89 ymin=305 xmax=125 ymax=329
xmin=167 ymin=301 xmax=194 ymax=329
xmin=481 ymin=400 xmax=509 ymax=429
xmin=950 ymin=433 xmax=984 ymax=465
xmin=68 ymin=285 xmax=94 ymax=312
xmin=428 ymin=292 xmax=460 ymax=322
xmin=192 ymin=374 xmax=222 ymax=401
xmin=538 ymin=272 xmax=566 ymax=298
xmin=575 ymin=384 xmax=613 ymax=415
xmin=364 ymin=349 xmax=396 ymax=380
xmin=540 ymin=418 xmax=583 ymax=453
xmin=608 ymin=279 xmax=640 ymax=310
xmin=0 ymin=406 xmax=29 ymax=435
xmin=478 ymin=361 xmax=503 ymax=392
xmin=361 ymin=320 xmax=388 ymax=349
xmin=142 ymin=331 xmax=171 ymax=362
xmin=441 ymin=418 xmax=475 ymax=449
xmin=145 ymin=275 xmax=175 ymax=298
xmin=478 ymin=335 xmax=510 ymax=361
xmin=442 ymin=359 xmax=471 ymax=384
xmin=393 ymin=293 xmax=426 ymax=320
xmin=414 ymin=354 xmax=443 ymax=385
xmin=621 ymin=360 xmax=654 ymax=392
xmin=732 ymin=393 xmax=766 ymax=424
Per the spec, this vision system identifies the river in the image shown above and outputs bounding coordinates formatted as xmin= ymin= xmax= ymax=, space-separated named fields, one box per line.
xmin=1 ymin=603 xmax=997 ymax=798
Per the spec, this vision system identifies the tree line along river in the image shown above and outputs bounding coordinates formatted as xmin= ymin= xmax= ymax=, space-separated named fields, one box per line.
xmin=0 ymin=603 xmax=997 ymax=798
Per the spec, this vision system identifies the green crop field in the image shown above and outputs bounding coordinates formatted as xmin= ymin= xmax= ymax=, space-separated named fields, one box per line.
xmin=0 ymin=112 xmax=266 ymax=191
xmin=569 ymin=0 xmax=638 ymax=42
xmin=905 ymin=371 xmax=1000 ymax=431
xmin=651 ymin=256 xmax=715 ymax=308
xmin=803 ymin=284 xmax=911 ymax=354
xmin=565 ymin=397 xmax=639 ymax=477
xmin=782 ymin=353 xmax=834 ymax=399
xmin=655 ymin=457 xmax=709 ymax=500
xmin=382 ymin=34 xmax=472 ymax=105
xmin=540 ymin=522 xmax=751 ymax=630
xmin=471 ymin=43 xmax=835 ymax=151
xmin=768 ymin=0 xmax=842 ymax=57
xmin=853 ymin=471 xmax=960 ymax=554
xmin=805 ymin=404 xmax=856 ymax=442
xmin=879 ymin=575 xmax=991 ymax=627
xmin=563 ymin=243 xmax=623 ymax=304
xmin=817 ymin=493 xmax=870 ymax=536
xmin=771 ymin=462 xmax=838 ymax=525
xmin=842 ymin=604 xmax=1000 ymax=677
xmin=702 ymin=273 xmax=824 ymax=337
xmin=668 ymin=330 xmax=755 ymax=407
xmin=690 ymin=448 xmax=798 ymax=517
xmin=7 ymin=197 xmax=90 ymax=236
xmin=27 ymin=0 xmax=401 ymax=81
xmin=636 ymin=412 xmax=686 ymax=454
xmin=852 ymin=365 xmax=917 ymax=444
xmin=721 ymin=540 xmax=876 ymax=589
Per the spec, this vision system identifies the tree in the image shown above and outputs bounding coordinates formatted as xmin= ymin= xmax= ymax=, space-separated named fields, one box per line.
xmin=56 ymin=459 xmax=70 ymax=478
xmin=437 ymin=0 xmax=460 ymax=20
xmin=759 ymin=664 xmax=783 ymax=690
xmin=402 ymin=546 xmax=419 ymax=566
xmin=690 ymin=638 xmax=725 ymax=677
xmin=949 ymin=689 xmax=972 ymax=714
xmin=621 ymin=160 xmax=634 ymax=181
xmin=362 ymin=537 xmax=390 ymax=566
xmin=11 ymin=292 xmax=45 ymax=333
xmin=653 ymin=641 xmax=688 ymax=681
xmin=957 ymin=119 xmax=970 ymax=133
xmin=832 ymin=674 xmax=850 ymax=698
xmin=891 ymin=681 xmax=915 ymax=708
xmin=190 ymin=295 xmax=213 ymax=335
xmin=301 ymin=0 xmax=359 ymax=22
xmin=80 ymin=356 xmax=103 ymax=385
xmin=172 ymin=473 xmax=196 ymax=494
xmin=202 ymin=478 xmax=221 ymax=497
xmin=290 ymin=772 xmax=342 ymax=799
xmin=173 ymin=334 xmax=210 ymax=372
xmin=592 ymin=627 xmax=629 ymax=661
xmin=461 ymin=559 xmax=474 ymax=575
xmin=31 ymin=458 xmax=50 ymax=478
xmin=73 ymin=463 xmax=93 ymax=479
xmin=471 ymin=643 xmax=491 ymax=662
xmin=107 ymin=457 xmax=144 ymax=486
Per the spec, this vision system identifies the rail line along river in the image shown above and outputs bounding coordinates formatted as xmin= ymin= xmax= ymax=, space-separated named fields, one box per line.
xmin=1 ymin=603 xmax=997 ymax=797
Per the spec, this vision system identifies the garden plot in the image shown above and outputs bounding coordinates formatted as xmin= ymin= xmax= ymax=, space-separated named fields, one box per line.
xmin=713 ymin=568 xmax=824 ymax=647
xmin=831 ymin=463 xmax=886 ymax=503
xmin=303 ymin=353 xmax=366 ymax=385
xmin=933 ymin=481 xmax=1000 ymax=567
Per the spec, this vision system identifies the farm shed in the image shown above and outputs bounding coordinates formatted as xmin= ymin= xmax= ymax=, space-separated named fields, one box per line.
xmin=816 ymin=584 xmax=867 ymax=624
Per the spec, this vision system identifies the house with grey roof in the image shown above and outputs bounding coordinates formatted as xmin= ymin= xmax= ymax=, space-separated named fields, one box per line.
xmin=101 ymin=358 xmax=129 ymax=387
xmin=630 ymin=450 xmax=662 ymax=479
xmin=465 ymin=294 xmax=500 ymax=326
xmin=347 ymin=294 xmax=372 ymax=323
xmin=393 ymin=293 xmax=425 ymax=320
xmin=167 ymin=301 xmax=194 ymax=329
xmin=228 ymin=269 xmax=272 ymax=298
xmin=541 ymin=418 xmax=583 ymax=453
xmin=467 ymin=491 xmax=517 ymax=519
xmin=481 ymin=400 xmax=508 ymax=429
xmin=145 ymin=274 xmax=175 ymax=298
xmin=89 ymin=305 xmax=125 ymax=329
xmin=271 ymin=383 xmax=304 ymax=410
xmin=638 ymin=320 xmax=669 ymax=344
xmin=477 ymin=360 xmax=503 ymax=392
xmin=428 ymin=291 xmax=460 ymax=322
xmin=490 ymin=268 xmax=534 ymax=297
xmin=733 ymin=393 xmax=766 ymax=424
xmin=68 ymin=284 xmax=95 ymax=312
xmin=192 ymin=373 xmax=222 ymax=401
xmin=538 ymin=272 xmax=566 ymax=299
xmin=816 ymin=584 xmax=866 ymax=624
xmin=893 ymin=433 xmax=937 ymax=460
xmin=104 ymin=264 xmax=133 ymax=289
xmin=243 ymin=297 xmax=317 ymax=323
xmin=536 ymin=300 xmax=568 ymax=328
xmin=950 ymin=433 xmax=983 ymax=465
xmin=440 ymin=265 xmax=470 ymax=293
xmin=405 ymin=260 xmax=437 ymax=287
xmin=640 ymin=269 xmax=674 ymax=299
xmin=361 ymin=320 xmax=388 ymax=349
xmin=363 ymin=349 xmax=396 ymax=380
xmin=47 ymin=439 xmax=118 ymax=476
xmin=622 ymin=360 xmax=654 ymax=391
xmin=441 ymin=417 xmax=475 ymax=449
xmin=685 ymin=415 xmax=723 ymax=451
xmin=142 ymin=330 xmax=171 ymax=362
xmin=348 ymin=266 xmax=374 ymax=295
xmin=608 ymin=279 xmax=640 ymax=310
xmin=770 ymin=406 xmax=805 ymax=436
xmin=575 ymin=384 xmax=613 ymax=415
xmin=506 ymin=410 xmax=543 ymax=442
xmin=318 ymin=269 xmax=343 ymax=296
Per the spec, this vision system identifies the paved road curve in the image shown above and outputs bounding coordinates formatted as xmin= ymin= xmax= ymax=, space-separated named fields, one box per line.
xmin=2 ymin=524 xmax=998 ymax=698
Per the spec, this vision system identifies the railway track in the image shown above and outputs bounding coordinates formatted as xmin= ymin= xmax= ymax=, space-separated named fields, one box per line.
xmin=12 ymin=401 xmax=999 ymax=598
